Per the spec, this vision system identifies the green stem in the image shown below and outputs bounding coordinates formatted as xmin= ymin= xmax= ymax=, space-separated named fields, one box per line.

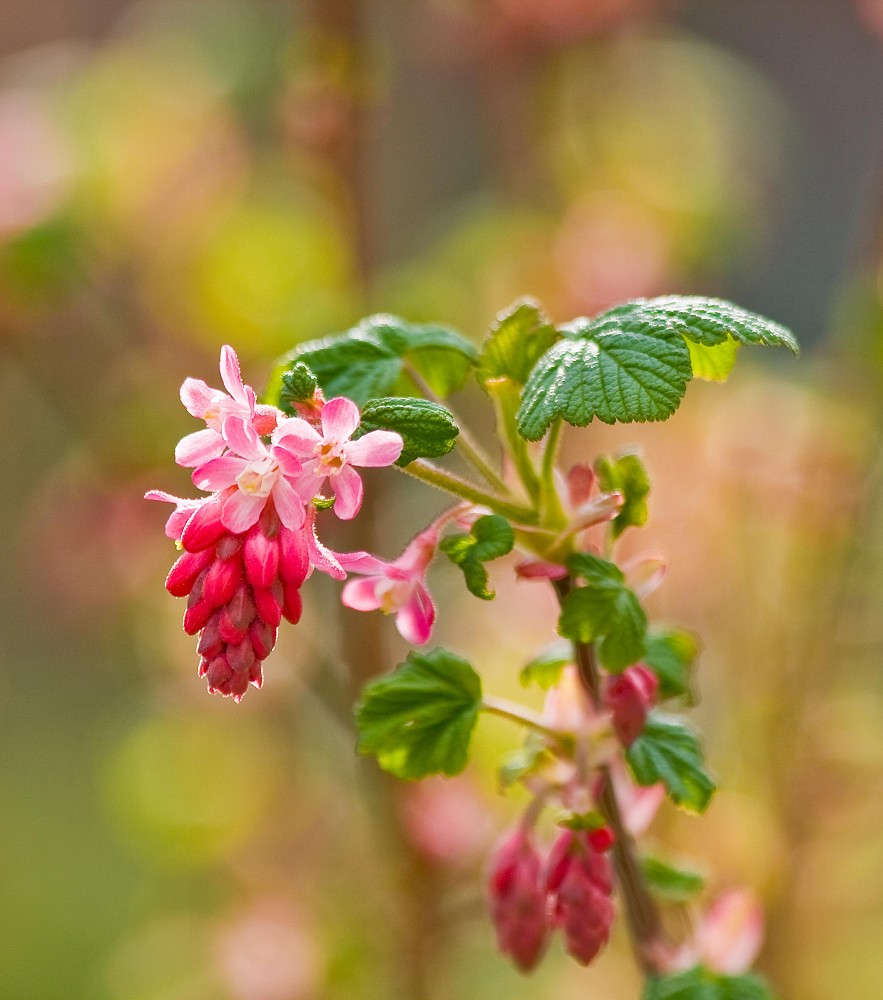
xmin=400 ymin=459 xmax=539 ymax=525
xmin=481 ymin=695 xmax=567 ymax=746
xmin=552 ymin=576 xmax=664 ymax=977
xmin=486 ymin=378 xmax=541 ymax=502
xmin=403 ymin=363 xmax=510 ymax=494
xmin=539 ymin=419 xmax=567 ymax=529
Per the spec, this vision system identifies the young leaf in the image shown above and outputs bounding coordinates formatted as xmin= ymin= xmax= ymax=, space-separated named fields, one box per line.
xmin=644 ymin=970 xmax=774 ymax=1000
xmin=275 ymin=314 xmax=477 ymax=407
xmin=358 ymin=397 xmax=459 ymax=466
xmin=644 ymin=629 xmax=699 ymax=700
xmin=519 ymin=640 xmax=572 ymax=690
xmin=558 ymin=553 xmax=647 ymax=671
xmin=279 ymin=361 xmax=318 ymax=405
xmin=440 ymin=514 xmax=514 ymax=600
xmin=356 ymin=648 xmax=482 ymax=780
xmin=626 ymin=713 xmax=716 ymax=813
xmin=641 ymin=856 xmax=706 ymax=902
xmin=517 ymin=323 xmax=692 ymax=440
xmin=716 ymin=974 xmax=775 ymax=1000
xmin=478 ymin=297 xmax=560 ymax=386
xmin=687 ymin=337 xmax=740 ymax=382
xmin=594 ymin=452 xmax=651 ymax=538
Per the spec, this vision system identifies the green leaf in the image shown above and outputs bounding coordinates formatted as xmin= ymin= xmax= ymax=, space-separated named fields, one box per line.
xmin=626 ymin=712 xmax=716 ymax=813
xmin=478 ymin=297 xmax=560 ymax=386
xmin=641 ymin=856 xmax=706 ymax=902
xmin=603 ymin=296 xmax=798 ymax=354
xmin=558 ymin=553 xmax=647 ymax=671
xmin=644 ymin=629 xmax=699 ymax=700
xmin=517 ymin=322 xmax=692 ymax=440
xmin=498 ymin=736 xmax=551 ymax=789
xmin=519 ymin=640 xmax=572 ymax=690
xmin=644 ymin=970 xmax=774 ymax=1000
xmin=279 ymin=361 xmax=318 ymax=405
xmin=357 ymin=397 xmax=459 ymax=466
xmin=594 ymin=452 xmax=651 ymax=538
xmin=356 ymin=648 xmax=482 ymax=780
xmin=440 ymin=514 xmax=514 ymax=600
xmin=687 ymin=337 xmax=740 ymax=382
xmin=274 ymin=314 xmax=476 ymax=407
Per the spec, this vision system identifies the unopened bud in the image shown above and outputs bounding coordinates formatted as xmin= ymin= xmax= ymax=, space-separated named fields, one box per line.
xmin=488 ymin=829 xmax=549 ymax=973
xmin=604 ymin=665 xmax=658 ymax=746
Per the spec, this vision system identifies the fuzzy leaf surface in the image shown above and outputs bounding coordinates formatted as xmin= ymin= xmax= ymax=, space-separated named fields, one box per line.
xmin=627 ymin=713 xmax=716 ymax=813
xmin=641 ymin=856 xmax=706 ymax=902
xmin=440 ymin=514 xmax=514 ymax=600
xmin=594 ymin=452 xmax=651 ymax=538
xmin=358 ymin=397 xmax=459 ymax=466
xmin=478 ymin=297 xmax=559 ymax=386
xmin=279 ymin=362 xmax=318 ymax=405
xmin=558 ymin=553 xmax=647 ymax=671
xmin=356 ymin=648 xmax=482 ymax=779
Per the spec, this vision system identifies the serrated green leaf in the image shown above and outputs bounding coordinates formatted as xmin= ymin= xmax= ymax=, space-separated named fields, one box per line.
xmin=643 ymin=967 xmax=718 ymax=1000
xmin=279 ymin=362 xmax=318 ymax=405
xmin=517 ymin=323 xmax=692 ymax=440
xmin=519 ymin=640 xmax=572 ymax=690
xmin=687 ymin=337 xmax=740 ymax=382
xmin=641 ymin=856 xmax=706 ymax=902
xmin=595 ymin=452 xmax=651 ymax=538
xmin=558 ymin=553 xmax=647 ymax=671
xmin=358 ymin=397 xmax=459 ymax=466
xmin=356 ymin=648 xmax=482 ymax=779
xmin=478 ymin=297 xmax=560 ymax=386
xmin=273 ymin=314 xmax=476 ymax=407
xmin=644 ymin=630 xmax=699 ymax=700
xmin=627 ymin=713 xmax=716 ymax=813
xmin=599 ymin=296 xmax=798 ymax=354
xmin=440 ymin=514 xmax=514 ymax=600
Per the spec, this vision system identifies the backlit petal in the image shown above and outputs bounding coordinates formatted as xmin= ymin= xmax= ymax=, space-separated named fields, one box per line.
xmin=321 ymin=397 xmax=360 ymax=442
xmin=332 ymin=465 xmax=363 ymax=520
xmin=345 ymin=429 xmax=403 ymax=468
xmin=396 ymin=585 xmax=435 ymax=645
xmin=271 ymin=476 xmax=306 ymax=530
xmin=341 ymin=577 xmax=385 ymax=611
xmin=221 ymin=489 xmax=265 ymax=533
xmin=191 ymin=454 xmax=247 ymax=491
xmin=175 ymin=428 xmax=226 ymax=467
xmin=219 ymin=345 xmax=248 ymax=403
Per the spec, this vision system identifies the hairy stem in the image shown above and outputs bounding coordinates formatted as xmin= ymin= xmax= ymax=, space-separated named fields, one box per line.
xmin=400 ymin=459 xmax=539 ymax=525
xmin=552 ymin=576 xmax=664 ymax=976
xmin=481 ymin=695 xmax=570 ymax=747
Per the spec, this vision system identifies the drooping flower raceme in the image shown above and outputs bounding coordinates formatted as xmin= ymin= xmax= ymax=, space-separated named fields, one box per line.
xmin=148 ymin=347 xmax=403 ymax=700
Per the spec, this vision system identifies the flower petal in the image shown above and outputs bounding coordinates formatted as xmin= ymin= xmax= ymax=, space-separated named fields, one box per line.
xmin=273 ymin=416 xmax=321 ymax=448
xmin=271 ymin=441 xmax=304 ymax=479
xmin=174 ymin=428 xmax=226 ymax=467
xmin=219 ymin=345 xmax=248 ymax=403
xmin=337 ymin=551 xmax=389 ymax=574
xmin=331 ymin=465 xmax=363 ymax=520
xmin=271 ymin=476 xmax=306 ymax=531
xmin=222 ymin=416 xmax=264 ymax=461
xmin=191 ymin=454 xmax=247 ymax=492
xmin=697 ymin=890 xmax=764 ymax=975
xmin=341 ymin=577 xmax=385 ymax=611
xmin=345 ymin=430 xmax=403 ymax=468
xmin=222 ymin=489 xmax=265 ymax=533
xmin=145 ymin=490 xmax=204 ymax=540
xmin=321 ymin=397 xmax=360 ymax=442
xmin=180 ymin=378 xmax=216 ymax=418
xmin=396 ymin=585 xmax=435 ymax=645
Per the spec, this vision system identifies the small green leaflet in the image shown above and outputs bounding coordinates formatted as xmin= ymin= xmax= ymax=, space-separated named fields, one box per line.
xmin=558 ymin=553 xmax=646 ymax=671
xmin=498 ymin=736 xmax=551 ymax=789
xmin=516 ymin=296 xmax=797 ymax=440
xmin=279 ymin=361 xmax=318 ymax=404
xmin=626 ymin=712 xmax=716 ymax=813
xmin=644 ymin=629 xmax=699 ymax=701
xmin=440 ymin=514 xmax=514 ymax=600
xmin=274 ymin=314 xmax=477 ymax=407
xmin=643 ymin=968 xmax=775 ymax=1000
xmin=517 ymin=323 xmax=691 ymax=440
xmin=477 ymin=297 xmax=560 ymax=386
xmin=519 ymin=640 xmax=572 ymax=690
xmin=641 ymin=856 xmax=706 ymax=902
xmin=687 ymin=337 xmax=740 ymax=383
xmin=357 ymin=397 xmax=459 ymax=466
xmin=355 ymin=648 xmax=482 ymax=780
xmin=595 ymin=452 xmax=650 ymax=539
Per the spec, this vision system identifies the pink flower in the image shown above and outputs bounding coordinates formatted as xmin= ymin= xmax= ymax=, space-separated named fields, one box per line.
xmin=666 ymin=889 xmax=765 ymax=975
xmin=144 ymin=490 xmax=207 ymax=541
xmin=488 ymin=828 xmax=549 ymax=973
xmin=175 ymin=346 xmax=281 ymax=468
xmin=338 ymin=524 xmax=438 ymax=644
xmin=192 ymin=416 xmax=310 ymax=534
xmin=273 ymin=397 xmax=403 ymax=520
xmin=604 ymin=664 xmax=659 ymax=746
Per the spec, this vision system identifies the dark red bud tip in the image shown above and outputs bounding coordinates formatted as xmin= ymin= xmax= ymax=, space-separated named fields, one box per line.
xmin=278 ymin=525 xmax=310 ymax=586
xmin=281 ymin=581 xmax=303 ymax=624
xmin=215 ymin=535 xmax=242 ymax=560
xmin=587 ymin=826 xmax=615 ymax=853
xmin=183 ymin=597 xmax=212 ymax=635
xmin=244 ymin=530 xmax=280 ymax=589
xmin=249 ymin=620 xmax=277 ymax=660
xmin=252 ymin=585 xmax=282 ymax=628
xmin=202 ymin=555 xmax=242 ymax=609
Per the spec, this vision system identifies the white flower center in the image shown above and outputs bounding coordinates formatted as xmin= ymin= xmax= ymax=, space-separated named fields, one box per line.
xmin=236 ymin=455 xmax=279 ymax=497
xmin=315 ymin=440 xmax=347 ymax=476
xmin=376 ymin=578 xmax=414 ymax=614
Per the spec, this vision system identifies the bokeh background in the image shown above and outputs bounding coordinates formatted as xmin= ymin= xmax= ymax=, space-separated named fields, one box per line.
xmin=3 ymin=0 xmax=883 ymax=997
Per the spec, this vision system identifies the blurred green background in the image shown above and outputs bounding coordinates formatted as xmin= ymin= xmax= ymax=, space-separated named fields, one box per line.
xmin=3 ymin=0 xmax=883 ymax=997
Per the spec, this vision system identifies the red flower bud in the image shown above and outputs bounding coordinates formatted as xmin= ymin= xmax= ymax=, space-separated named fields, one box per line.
xmin=604 ymin=664 xmax=659 ymax=746
xmin=165 ymin=547 xmax=214 ymax=597
xmin=488 ymin=829 xmax=549 ymax=973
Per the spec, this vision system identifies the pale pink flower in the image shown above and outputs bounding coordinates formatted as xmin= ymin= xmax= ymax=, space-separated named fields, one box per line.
xmin=607 ymin=757 xmax=665 ymax=838
xmin=192 ymin=416 xmax=310 ymax=534
xmin=338 ymin=524 xmax=438 ymax=644
xmin=144 ymin=490 xmax=207 ymax=540
xmin=273 ymin=397 xmax=403 ymax=520
xmin=666 ymin=889 xmax=765 ymax=975
xmin=175 ymin=346 xmax=281 ymax=468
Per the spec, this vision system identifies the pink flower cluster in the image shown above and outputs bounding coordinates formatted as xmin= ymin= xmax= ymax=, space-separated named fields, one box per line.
xmin=147 ymin=346 xmax=403 ymax=700
xmin=488 ymin=826 xmax=615 ymax=972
